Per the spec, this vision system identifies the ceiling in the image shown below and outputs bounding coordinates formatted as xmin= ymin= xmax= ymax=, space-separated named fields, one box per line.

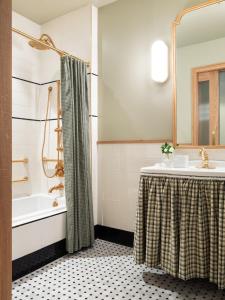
xmin=12 ymin=0 xmax=119 ymax=24
xmin=177 ymin=1 xmax=225 ymax=47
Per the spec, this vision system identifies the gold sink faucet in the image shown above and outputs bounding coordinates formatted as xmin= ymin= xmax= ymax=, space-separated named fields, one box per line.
xmin=49 ymin=183 xmax=64 ymax=193
xmin=199 ymin=147 xmax=209 ymax=168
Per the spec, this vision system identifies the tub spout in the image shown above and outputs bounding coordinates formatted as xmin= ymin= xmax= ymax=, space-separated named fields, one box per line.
xmin=49 ymin=183 xmax=64 ymax=193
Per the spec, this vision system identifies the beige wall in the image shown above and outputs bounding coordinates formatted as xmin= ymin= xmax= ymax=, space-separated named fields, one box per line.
xmin=177 ymin=36 xmax=225 ymax=144
xmin=98 ymin=0 xmax=206 ymax=141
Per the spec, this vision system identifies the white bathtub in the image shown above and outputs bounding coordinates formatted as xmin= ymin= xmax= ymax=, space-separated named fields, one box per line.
xmin=13 ymin=193 xmax=66 ymax=227
xmin=12 ymin=194 xmax=67 ymax=260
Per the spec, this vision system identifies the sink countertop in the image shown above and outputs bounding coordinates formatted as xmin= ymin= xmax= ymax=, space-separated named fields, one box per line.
xmin=141 ymin=160 xmax=225 ymax=178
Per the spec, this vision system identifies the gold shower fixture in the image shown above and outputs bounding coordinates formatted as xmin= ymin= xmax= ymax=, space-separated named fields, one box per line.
xmin=13 ymin=27 xmax=90 ymax=65
xmin=41 ymin=81 xmax=64 ymax=180
xmin=28 ymin=34 xmax=58 ymax=52
xmin=49 ymin=183 xmax=64 ymax=193
xmin=27 ymin=32 xmax=64 ymax=185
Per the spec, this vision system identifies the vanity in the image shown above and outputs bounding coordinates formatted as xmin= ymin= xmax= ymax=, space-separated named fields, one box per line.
xmin=134 ymin=0 xmax=225 ymax=289
xmin=134 ymin=157 xmax=225 ymax=289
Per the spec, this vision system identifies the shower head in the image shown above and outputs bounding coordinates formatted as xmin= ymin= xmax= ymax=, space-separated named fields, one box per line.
xmin=28 ymin=34 xmax=56 ymax=51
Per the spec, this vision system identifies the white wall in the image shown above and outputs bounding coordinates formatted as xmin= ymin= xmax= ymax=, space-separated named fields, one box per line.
xmin=40 ymin=5 xmax=92 ymax=82
xmin=12 ymin=12 xmax=42 ymax=198
xmin=98 ymin=144 xmax=162 ymax=230
xmin=12 ymin=11 xmax=41 ymax=82
xmin=12 ymin=12 xmax=61 ymax=198
xmin=177 ymin=36 xmax=225 ymax=144
xmin=12 ymin=6 xmax=98 ymax=224
xmin=98 ymin=144 xmax=225 ymax=231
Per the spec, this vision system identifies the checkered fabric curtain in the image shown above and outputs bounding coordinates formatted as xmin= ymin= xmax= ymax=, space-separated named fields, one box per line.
xmin=134 ymin=175 xmax=225 ymax=289
xmin=61 ymin=56 xmax=94 ymax=254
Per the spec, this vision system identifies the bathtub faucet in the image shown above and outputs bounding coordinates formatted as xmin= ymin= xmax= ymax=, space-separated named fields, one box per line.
xmin=49 ymin=183 xmax=64 ymax=193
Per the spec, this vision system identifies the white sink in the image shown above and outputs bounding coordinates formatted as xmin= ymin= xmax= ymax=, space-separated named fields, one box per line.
xmin=141 ymin=160 xmax=225 ymax=177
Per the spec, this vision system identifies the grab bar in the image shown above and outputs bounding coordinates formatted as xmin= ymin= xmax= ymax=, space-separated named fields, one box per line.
xmin=12 ymin=158 xmax=29 ymax=164
xmin=12 ymin=176 xmax=29 ymax=183
xmin=43 ymin=157 xmax=63 ymax=162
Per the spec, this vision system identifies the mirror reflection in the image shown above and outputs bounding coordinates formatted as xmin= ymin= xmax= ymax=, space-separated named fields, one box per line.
xmin=176 ymin=1 xmax=225 ymax=146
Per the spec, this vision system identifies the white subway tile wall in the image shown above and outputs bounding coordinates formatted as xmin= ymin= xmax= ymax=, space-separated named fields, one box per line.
xmin=12 ymin=13 xmax=62 ymax=198
xmin=98 ymin=144 xmax=225 ymax=232
xmin=12 ymin=7 xmax=99 ymax=226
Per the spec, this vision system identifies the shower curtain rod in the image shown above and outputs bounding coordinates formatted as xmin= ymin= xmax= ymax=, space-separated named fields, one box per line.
xmin=12 ymin=27 xmax=90 ymax=67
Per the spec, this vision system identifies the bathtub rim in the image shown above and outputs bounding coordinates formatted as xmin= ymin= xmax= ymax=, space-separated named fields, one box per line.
xmin=12 ymin=210 xmax=67 ymax=229
xmin=13 ymin=192 xmax=60 ymax=202
xmin=12 ymin=193 xmax=67 ymax=228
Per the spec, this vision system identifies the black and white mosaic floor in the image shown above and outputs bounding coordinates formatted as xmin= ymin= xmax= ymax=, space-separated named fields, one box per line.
xmin=13 ymin=239 xmax=225 ymax=300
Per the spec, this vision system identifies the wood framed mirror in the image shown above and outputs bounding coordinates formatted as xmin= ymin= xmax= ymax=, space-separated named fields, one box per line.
xmin=172 ymin=0 xmax=225 ymax=148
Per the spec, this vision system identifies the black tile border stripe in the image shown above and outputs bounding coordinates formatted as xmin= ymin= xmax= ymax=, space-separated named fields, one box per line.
xmin=12 ymin=74 xmax=99 ymax=86
xmin=12 ymin=117 xmax=62 ymax=122
xmin=87 ymin=72 xmax=99 ymax=77
xmin=12 ymin=116 xmax=97 ymax=121
xmin=12 ymin=76 xmax=59 ymax=86
xmin=12 ymin=225 xmax=133 ymax=281
xmin=12 ymin=76 xmax=40 ymax=86
xmin=12 ymin=116 xmax=40 ymax=122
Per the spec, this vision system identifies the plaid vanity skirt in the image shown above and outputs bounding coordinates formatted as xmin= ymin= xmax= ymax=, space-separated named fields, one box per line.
xmin=134 ymin=174 xmax=225 ymax=289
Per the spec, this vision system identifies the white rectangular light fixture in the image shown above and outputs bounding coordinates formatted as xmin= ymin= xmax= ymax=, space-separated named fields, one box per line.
xmin=151 ymin=40 xmax=169 ymax=83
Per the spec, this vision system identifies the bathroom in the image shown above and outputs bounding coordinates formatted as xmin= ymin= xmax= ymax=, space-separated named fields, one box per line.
xmin=0 ymin=0 xmax=225 ymax=299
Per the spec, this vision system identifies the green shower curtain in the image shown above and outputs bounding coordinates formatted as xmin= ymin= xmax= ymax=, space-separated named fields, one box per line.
xmin=61 ymin=56 xmax=94 ymax=253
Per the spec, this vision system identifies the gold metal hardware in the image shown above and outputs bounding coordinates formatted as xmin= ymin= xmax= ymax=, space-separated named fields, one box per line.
xmin=12 ymin=158 xmax=28 ymax=164
xmin=55 ymin=80 xmax=64 ymax=178
xmin=54 ymin=127 xmax=62 ymax=132
xmin=199 ymin=147 xmax=209 ymax=168
xmin=212 ymin=130 xmax=216 ymax=146
xmin=41 ymin=83 xmax=64 ymax=179
xmin=49 ymin=183 xmax=64 ymax=193
xmin=12 ymin=27 xmax=90 ymax=66
xmin=29 ymin=34 xmax=57 ymax=51
xmin=55 ymin=160 xmax=64 ymax=177
xmin=52 ymin=200 xmax=59 ymax=207
xmin=12 ymin=176 xmax=29 ymax=183
xmin=43 ymin=157 xmax=63 ymax=162
xmin=41 ymin=86 xmax=56 ymax=178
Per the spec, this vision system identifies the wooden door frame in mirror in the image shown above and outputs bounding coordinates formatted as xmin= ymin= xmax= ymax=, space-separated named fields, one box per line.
xmin=172 ymin=0 xmax=225 ymax=149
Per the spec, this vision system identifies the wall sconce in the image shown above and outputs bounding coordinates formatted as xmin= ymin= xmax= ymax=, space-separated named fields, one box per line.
xmin=151 ymin=40 xmax=168 ymax=83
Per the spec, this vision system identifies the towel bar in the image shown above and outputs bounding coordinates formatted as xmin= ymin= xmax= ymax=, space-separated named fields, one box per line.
xmin=12 ymin=158 xmax=28 ymax=164
xmin=12 ymin=176 xmax=29 ymax=183
xmin=43 ymin=158 xmax=63 ymax=162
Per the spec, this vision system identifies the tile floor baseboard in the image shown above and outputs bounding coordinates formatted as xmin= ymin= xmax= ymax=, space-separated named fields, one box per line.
xmin=13 ymin=239 xmax=67 ymax=281
xmin=94 ymin=225 xmax=134 ymax=247
xmin=13 ymin=239 xmax=225 ymax=300
xmin=13 ymin=225 xmax=133 ymax=281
